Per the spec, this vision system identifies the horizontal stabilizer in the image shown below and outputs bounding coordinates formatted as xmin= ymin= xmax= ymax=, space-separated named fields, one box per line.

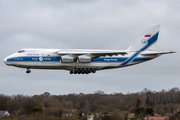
xmin=141 ymin=51 xmax=176 ymax=56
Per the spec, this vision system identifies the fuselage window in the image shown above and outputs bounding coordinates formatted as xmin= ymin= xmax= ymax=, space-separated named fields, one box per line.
xmin=18 ymin=50 xmax=25 ymax=53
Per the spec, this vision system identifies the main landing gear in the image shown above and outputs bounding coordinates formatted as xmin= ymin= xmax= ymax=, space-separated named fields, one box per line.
xmin=26 ymin=69 xmax=31 ymax=74
xmin=70 ymin=68 xmax=96 ymax=75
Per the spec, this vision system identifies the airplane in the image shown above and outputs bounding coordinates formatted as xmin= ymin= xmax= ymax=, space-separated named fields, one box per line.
xmin=3 ymin=24 xmax=175 ymax=74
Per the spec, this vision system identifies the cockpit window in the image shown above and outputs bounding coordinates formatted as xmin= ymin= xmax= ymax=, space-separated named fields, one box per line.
xmin=18 ymin=50 xmax=25 ymax=53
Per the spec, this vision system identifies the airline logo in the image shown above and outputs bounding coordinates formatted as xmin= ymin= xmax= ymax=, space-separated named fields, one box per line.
xmin=141 ymin=39 xmax=148 ymax=45
xmin=39 ymin=57 xmax=43 ymax=61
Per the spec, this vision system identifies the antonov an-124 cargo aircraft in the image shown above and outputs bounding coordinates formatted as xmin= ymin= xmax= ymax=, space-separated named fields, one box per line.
xmin=3 ymin=25 xmax=175 ymax=74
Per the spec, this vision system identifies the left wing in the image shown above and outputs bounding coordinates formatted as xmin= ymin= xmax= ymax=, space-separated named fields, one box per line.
xmin=56 ymin=50 xmax=127 ymax=58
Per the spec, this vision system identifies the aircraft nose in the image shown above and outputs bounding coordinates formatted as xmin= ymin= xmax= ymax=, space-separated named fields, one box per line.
xmin=3 ymin=58 xmax=7 ymax=64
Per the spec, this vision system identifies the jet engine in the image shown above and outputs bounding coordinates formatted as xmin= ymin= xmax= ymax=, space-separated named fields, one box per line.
xmin=61 ymin=55 xmax=74 ymax=63
xmin=78 ymin=55 xmax=92 ymax=63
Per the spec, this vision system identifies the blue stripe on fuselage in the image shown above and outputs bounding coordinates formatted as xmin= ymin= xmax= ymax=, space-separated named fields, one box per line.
xmin=7 ymin=56 xmax=60 ymax=62
xmin=7 ymin=56 xmax=152 ymax=63
xmin=92 ymin=57 xmax=128 ymax=62
xmin=92 ymin=57 xmax=152 ymax=63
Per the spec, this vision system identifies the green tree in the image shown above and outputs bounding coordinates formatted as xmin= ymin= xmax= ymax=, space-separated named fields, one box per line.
xmin=31 ymin=107 xmax=43 ymax=114
xmin=145 ymin=108 xmax=154 ymax=116
xmin=135 ymin=99 xmax=141 ymax=108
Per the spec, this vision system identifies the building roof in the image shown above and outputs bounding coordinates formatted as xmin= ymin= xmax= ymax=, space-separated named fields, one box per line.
xmin=146 ymin=116 xmax=169 ymax=120
xmin=0 ymin=111 xmax=7 ymax=116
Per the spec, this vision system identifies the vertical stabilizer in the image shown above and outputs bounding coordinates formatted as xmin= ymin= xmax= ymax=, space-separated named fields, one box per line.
xmin=128 ymin=25 xmax=160 ymax=51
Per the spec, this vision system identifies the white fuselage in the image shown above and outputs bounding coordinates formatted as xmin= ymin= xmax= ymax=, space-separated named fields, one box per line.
xmin=3 ymin=49 xmax=156 ymax=72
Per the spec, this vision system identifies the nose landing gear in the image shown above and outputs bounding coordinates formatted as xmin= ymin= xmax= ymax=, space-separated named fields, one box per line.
xmin=26 ymin=69 xmax=31 ymax=74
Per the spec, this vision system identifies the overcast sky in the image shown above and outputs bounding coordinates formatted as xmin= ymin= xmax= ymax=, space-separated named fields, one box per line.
xmin=0 ymin=0 xmax=179 ymax=96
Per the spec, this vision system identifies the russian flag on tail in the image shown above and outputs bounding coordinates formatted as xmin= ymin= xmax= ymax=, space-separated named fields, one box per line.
xmin=145 ymin=35 xmax=151 ymax=37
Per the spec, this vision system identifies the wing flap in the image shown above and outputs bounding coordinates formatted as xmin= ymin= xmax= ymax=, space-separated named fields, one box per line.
xmin=90 ymin=51 xmax=127 ymax=56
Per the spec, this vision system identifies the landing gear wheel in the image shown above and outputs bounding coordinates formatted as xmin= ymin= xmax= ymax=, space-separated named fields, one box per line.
xmin=70 ymin=71 xmax=73 ymax=74
xmin=26 ymin=69 xmax=31 ymax=74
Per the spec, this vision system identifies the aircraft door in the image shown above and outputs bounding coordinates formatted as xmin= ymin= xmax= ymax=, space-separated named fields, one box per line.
xmin=33 ymin=57 xmax=39 ymax=66
xmin=34 ymin=60 xmax=38 ymax=66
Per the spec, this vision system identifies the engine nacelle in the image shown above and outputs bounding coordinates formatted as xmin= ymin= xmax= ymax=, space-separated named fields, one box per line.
xmin=61 ymin=55 xmax=74 ymax=63
xmin=78 ymin=55 xmax=92 ymax=63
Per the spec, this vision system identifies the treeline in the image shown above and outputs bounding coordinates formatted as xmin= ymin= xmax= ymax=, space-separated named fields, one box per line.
xmin=1 ymin=88 xmax=180 ymax=119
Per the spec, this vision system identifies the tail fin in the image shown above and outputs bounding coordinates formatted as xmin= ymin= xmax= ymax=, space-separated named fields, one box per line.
xmin=128 ymin=24 xmax=160 ymax=51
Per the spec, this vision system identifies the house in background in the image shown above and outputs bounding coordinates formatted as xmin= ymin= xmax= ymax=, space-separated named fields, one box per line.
xmin=0 ymin=110 xmax=10 ymax=117
xmin=143 ymin=116 xmax=169 ymax=120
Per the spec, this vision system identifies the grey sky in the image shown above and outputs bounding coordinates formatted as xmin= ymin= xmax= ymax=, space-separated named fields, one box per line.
xmin=0 ymin=0 xmax=179 ymax=95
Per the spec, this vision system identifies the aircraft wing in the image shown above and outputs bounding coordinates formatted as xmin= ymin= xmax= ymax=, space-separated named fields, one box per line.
xmin=88 ymin=51 xmax=127 ymax=57
xmin=141 ymin=51 xmax=176 ymax=56
xmin=56 ymin=50 xmax=127 ymax=57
